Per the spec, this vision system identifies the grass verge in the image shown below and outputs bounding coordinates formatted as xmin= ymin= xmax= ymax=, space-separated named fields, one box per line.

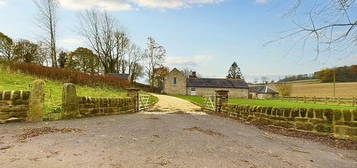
xmin=170 ymin=94 xmax=205 ymax=106
xmin=0 ymin=69 xmax=127 ymax=113
xmin=170 ymin=94 xmax=356 ymax=109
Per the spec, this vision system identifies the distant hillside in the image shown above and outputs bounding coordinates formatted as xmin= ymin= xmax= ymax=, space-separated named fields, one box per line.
xmin=269 ymin=81 xmax=357 ymax=97
xmin=278 ymin=64 xmax=357 ymax=83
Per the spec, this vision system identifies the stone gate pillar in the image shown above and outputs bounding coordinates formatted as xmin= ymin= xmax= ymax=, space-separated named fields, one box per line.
xmin=215 ymin=90 xmax=229 ymax=113
xmin=62 ymin=83 xmax=79 ymax=119
xmin=27 ymin=80 xmax=45 ymax=122
xmin=127 ymin=88 xmax=140 ymax=112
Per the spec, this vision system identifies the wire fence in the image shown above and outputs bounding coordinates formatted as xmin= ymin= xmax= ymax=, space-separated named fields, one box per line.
xmin=274 ymin=96 xmax=357 ymax=106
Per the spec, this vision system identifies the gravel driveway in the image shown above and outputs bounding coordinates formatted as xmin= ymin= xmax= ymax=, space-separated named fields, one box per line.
xmin=0 ymin=112 xmax=356 ymax=168
xmin=0 ymin=95 xmax=356 ymax=168
xmin=150 ymin=94 xmax=201 ymax=112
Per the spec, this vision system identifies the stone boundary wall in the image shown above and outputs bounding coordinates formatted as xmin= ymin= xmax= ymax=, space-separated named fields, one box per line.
xmin=77 ymin=97 xmax=136 ymax=117
xmin=0 ymin=80 xmax=45 ymax=124
xmin=0 ymin=82 xmax=138 ymax=124
xmin=0 ymin=91 xmax=30 ymax=123
xmin=62 ymin=83 xmax=138 ymax=119
xmin=220 ymin=104 xmax=357 ymax=140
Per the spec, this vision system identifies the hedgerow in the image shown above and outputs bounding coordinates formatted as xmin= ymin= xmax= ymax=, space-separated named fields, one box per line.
xmin=1 ymin=59 xmax=131 ymax=89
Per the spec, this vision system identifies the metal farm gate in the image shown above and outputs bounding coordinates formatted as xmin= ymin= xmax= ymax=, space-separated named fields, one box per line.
xmin=139 ymin=94 xmax=150 ymax=111
xmin=203 ymin=95 xmax=215 ymax=111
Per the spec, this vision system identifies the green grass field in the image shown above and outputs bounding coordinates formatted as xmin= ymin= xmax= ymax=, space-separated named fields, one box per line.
xmin=170 ymin=94 xmax=357 ymax=109
xmin=145 ymin=92 xmax=159 ymax=106
xmin=171 ymin=94 xmax=205 ymax=106
xmin=0 ymin=68 xmax=128 ymax=113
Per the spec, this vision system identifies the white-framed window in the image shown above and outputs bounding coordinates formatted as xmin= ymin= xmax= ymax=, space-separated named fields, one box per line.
xmin=173 ymin=77 xmax=177 ymax=85
xmin=191 ymin=88 xmax=196 ymax=96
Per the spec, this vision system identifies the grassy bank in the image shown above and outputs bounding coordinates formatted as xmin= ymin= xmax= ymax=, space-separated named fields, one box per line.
xmin=0 ymin=69 xmax=127 ymax=113
xmin=170 ymin=95 xmax=356 ymax=110
xmin=269 ymin=81 xmax=357 ymax=98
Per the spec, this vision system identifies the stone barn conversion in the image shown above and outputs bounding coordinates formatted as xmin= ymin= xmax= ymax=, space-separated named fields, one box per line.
xmin=164 ymin=68 xmax=249 ymax=98
xmin=249 ymin=85 xmax=279 ymax=99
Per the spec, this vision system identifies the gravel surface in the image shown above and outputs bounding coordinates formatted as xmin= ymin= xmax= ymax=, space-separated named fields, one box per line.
xmin=0 ymin=112 xmax=356 ymax=168
xmin=149 ymin=94 xmax=201 ymax=112
xmin=0 ymin=95 xmax=356 ymax=168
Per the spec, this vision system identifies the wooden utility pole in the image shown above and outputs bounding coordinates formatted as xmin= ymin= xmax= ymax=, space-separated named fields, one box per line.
xmin=333 ymin=68 xmax=336 ymax=97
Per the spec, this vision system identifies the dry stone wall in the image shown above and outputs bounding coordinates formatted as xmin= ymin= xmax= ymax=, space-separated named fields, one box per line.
xmin=62 ymin=83 xmax=137 ymax=119
xmin=0 ymin=91 xmax=30 ymax=123
xmin=77 ymin=97 xmax=135 ymax=117
xmin=220 ymin=104 xmax=357 ymax=140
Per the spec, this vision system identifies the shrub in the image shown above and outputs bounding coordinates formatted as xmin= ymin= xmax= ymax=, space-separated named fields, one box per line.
xmin=3 ymin=60 xmax=131 ymax=89
xmin=275 ymin=82 xmax=292 ymax=96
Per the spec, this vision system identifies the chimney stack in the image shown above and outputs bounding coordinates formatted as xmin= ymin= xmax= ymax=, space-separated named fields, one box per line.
xmin=189 ymin=71 xmax=197 ymax=78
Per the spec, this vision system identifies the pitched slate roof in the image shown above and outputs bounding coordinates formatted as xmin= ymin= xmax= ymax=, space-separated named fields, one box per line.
xmin=108 ymin=73 xmax=130 ymax=79
xmin=187 ymin=78 xmax=249 ymax=89
xmin=249 ymin=86 xmax=278 ymax=94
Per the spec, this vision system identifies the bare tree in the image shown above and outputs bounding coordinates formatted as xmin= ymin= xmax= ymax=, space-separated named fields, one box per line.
xmin=180 ymin=67 xmax=201 ymax=78
xmin=114 ymin=31 xmax=130 ymax=73
xmin=79 ymin=9 xmax=129 ymax=74
xmin=181 ymin=67 xmax=193 ymax=78
xmin=0 ymin=32 xmax=14 ymax=60
xmin=37 ymin=41 xmax=50 ymax=66
xmin=145 ymin=37 xmax=166 ymax=88
xmin=127 ymin=44 xmax=145 ymax=82
xmin=131 ymin=63 xmax=144 ymax=82
xmin=275 ymin=82 xmax=292 ymax=97
xmin=13 ymin=39 xmax=42 ymax=63
xmin=34 ymin=0 xmax=59 ymax=67
xmin=267 ymin=0 xmax=356 ymax=58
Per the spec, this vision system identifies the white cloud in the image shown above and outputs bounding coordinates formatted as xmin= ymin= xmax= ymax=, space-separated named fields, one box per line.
xmin=132 ymin=0 xmax=223 ymax=9
xmin=166 ymin=55 xmax=213 ymax=67
xmin=59 ymin=0 xmax=134 ymax=11
xmin=59 ymin=37 xmax=85 ymax=50
xmin=58 ymin=0 xmax=224 ymax=11
xmin=0 ymin=0 xmax=7 ymax=7
xmin=255 ymin=0 xmax=267 ymax=4
xmin=336 ymin=54 xmax=357 ymax=65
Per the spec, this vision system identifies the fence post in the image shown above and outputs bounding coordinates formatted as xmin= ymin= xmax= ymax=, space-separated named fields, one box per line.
xmin=27 ymin=80 xmax=45 ymax=122
xmin=313 ymin=96 xmax=316 ymax=104
xmin=325 ymin=97 xmax=328 ymax=104
xmin=303 ymin=96 xmax=306 ymax=103
xmin=127 ymin=88 xmax=140 ymax=112
xmin=338 ymin=97 xmax=341 ymax=105
xmin=353 ymin=97 xmax=356 ymax=106
xmin=62 ymin=83 xmax=79 ymax=119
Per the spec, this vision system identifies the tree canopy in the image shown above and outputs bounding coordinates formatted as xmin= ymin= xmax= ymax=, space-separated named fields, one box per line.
xmin=13 ymin=40 xmax=41 ymax=63
xmin=226 ymin=62 xmax=243 ymax=80
xmin=0 ymin=32 xmax=14 ymax=60
xmin=66 ymin=47 xmax=99 ymax=73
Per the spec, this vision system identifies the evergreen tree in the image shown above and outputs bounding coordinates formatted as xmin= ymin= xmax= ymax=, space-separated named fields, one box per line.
xmin=226 ymin=62 xmax=243 ymax=79
xmin=58 ymin=51 xmax=67 ymax=68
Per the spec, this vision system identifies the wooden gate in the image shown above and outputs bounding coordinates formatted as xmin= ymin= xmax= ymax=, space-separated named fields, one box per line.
xmin=139 ymin=94 xmax=150 ymax=111
xmin=203 ymin=95 xmax=215 ymax=111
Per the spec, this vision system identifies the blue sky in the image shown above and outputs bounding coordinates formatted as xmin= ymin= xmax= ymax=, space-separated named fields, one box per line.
xmin=0 ymin=0 xmax=356 ymax=82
